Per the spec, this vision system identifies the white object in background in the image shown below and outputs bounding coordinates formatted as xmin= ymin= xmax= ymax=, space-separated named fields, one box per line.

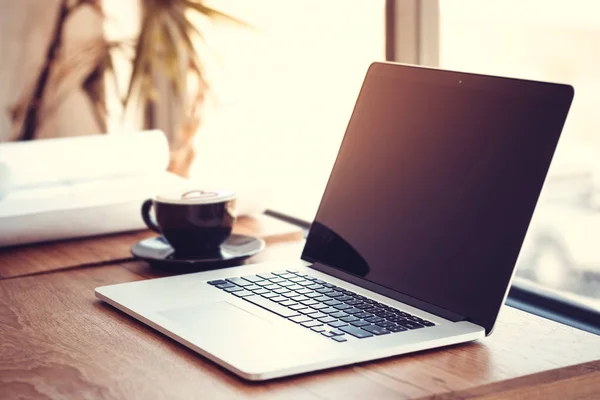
xmin=0 ymin=162 xmax=12 ymax=200
xmin=0 ymin=131 xmax=181 ymax=247
xmin=0 ymin=130 xmax=271 ymax=248
xmin=1 ymin=130 xmax=169 ymax=188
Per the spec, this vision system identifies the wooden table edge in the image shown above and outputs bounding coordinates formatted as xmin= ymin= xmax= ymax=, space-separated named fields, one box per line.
xmin=417 ymin=360 xmax=600 ymax=400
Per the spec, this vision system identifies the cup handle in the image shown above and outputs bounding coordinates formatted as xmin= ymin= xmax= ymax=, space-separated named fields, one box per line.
xmin=141 ymin=199 xmax=161 ymax=233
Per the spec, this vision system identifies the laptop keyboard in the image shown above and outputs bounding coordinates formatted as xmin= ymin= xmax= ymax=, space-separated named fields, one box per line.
xmin=208 ymin=269 xmax=434 ymax=343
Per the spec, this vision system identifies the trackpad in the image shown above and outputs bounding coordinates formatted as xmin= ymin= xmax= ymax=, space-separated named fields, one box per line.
xmin=158 ymin=301 xmax=329 ymax=373
xmin=159 ymin=301 xmax=273 ymax=336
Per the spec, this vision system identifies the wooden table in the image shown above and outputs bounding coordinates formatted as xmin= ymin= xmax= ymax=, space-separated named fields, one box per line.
xmin=1 ymin=214 xmax=599 ymax=399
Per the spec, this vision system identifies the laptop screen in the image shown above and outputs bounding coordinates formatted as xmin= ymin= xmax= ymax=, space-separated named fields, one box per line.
xmin=302 ymin=63 xmax=573 ymax=333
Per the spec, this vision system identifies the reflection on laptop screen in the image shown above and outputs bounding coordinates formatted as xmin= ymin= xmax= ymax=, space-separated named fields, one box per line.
xmin=302 ymin=63 xmax=573 ymax=332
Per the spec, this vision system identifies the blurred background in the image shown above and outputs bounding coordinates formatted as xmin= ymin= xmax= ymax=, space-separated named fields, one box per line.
xmin=0 ymin=0 xmax=599 ymax=318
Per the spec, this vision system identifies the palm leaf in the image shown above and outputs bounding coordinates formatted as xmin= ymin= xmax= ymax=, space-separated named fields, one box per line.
xmin=181 ymin=0 xmax=250 ymax=27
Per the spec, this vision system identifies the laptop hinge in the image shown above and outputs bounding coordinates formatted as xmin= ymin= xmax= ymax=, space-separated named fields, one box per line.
xmin=309 ymin=262 xmax=467 ymax=322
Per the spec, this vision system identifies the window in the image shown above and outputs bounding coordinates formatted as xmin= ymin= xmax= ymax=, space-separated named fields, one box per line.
xmin=434 ymin=0 xmax=600 ymax=313
xmin=189 ymin=0 xmax=386 ymax=220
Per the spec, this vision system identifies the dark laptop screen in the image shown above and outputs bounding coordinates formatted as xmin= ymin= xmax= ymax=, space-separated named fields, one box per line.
xmin=302 ymin=63 xmax=573 ymax=333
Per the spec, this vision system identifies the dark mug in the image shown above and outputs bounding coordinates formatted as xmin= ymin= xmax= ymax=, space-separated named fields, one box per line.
xmin=141 ymin=190 xmax=236 ymax=256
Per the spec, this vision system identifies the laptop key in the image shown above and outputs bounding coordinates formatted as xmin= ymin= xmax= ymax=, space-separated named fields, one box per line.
xmin=362 ymin=325 xmax=391 ymax=335
xmin=311 ymin=326 xmax=327 ymax=333
xmin=320 ymin=307 xmax=339 ymax=314
xmin=350 ymin=320 xmax=370 ymax=327
xmin=307 ymin=312 xmax=327 ymax=319
xmin=312 ymin=303 xmax=328 ymax=310
xmin=273 ymin=288 xmax=291 ymax=294
xmin=388 ymin=325 xmax=408 ymax=332
xmin=376 ymin=321 xmax=397 ymax=329
xmin=287 ymin=284 xmax=304 ymax=291
xmin=355 ymin=312 xmax=373 ymax=319
xmin=271 ymin=296 xmax=288 ymax=302
xmin=300 ymin=299 xmax=318 ymax=306
xmin=297 ymin=280 xmax=313 ymax=286
xmin=223 ymin=286 xmax=244 ymax=293
xmin=233 ymin=290 xmax=254 ymax=297
xmin=299 ymin=308 xmax=317 ymax=315
xmin=256 ymin=280 xmax=274 ymax=287
xmin=345 ymin=299 xmax=362 ymax=306
xmin=244 ymin=295 xmax=301 ymax=318
xmin=279 ymin=300 xmax=297 ymax=307
xmin=393 ymin=310 xmax=411 ymax=317
xmin=365 ymin=316 xmax=384 ymax=323
xmin=264 ymin=284 xmax=281 ymax=290
xmin=397 ymin=320 xmax=425 ymax=329
xmin=215 ymin=283 xmax=235 ymax=289
xmin=226 ymin=278 xmax=252 ymax=287
xmin=340 ymin=315 xmax=359 ymax=323
xmin=332 ymin=336 xmax=348 ymax=343
xmin=421 ymin=321 xmax=435 ymax=327
xmin=329 ymin=321 xmax=349 ymax=328
xmin=289 ymin=315 xmax=312 ymax=324
xmin=333 ymin=304 xmax=351 ymax=310
xmin=315 ymin=287 xmax=333 ymax=294
xmin=330 ymin=311 xmax=349 ymax=319
xmin=301 ymin=320 xmax=323 ymax=328
xmin=290 ymin=295 xmax=309 ymax=302
xmin=339 ymin=326 xmax=373 ymax=338
xmin=242 ymin=275 xmax=264 ymax=283
xmin=296 ymin=288 xmax=313 ymax=295
xmin=290 ymin=304 xmax=308 ymax=311
xmin=343 ymin=308 xmax=362 ymax=315
xmin=314 ymin=295 xmax=331 ymax=302
xmin=244 ymin=285 xmax=262 ymax=291
xmin=269 ymin=277 xmax=286 ymax=283
xmin=317 ymin=316 xmax=337 ymax=324
xmin=208 ymin=280 xmax=227 ymax=286
xmin=307 ymin=284 xmax=324 ymax=290
xmin=256 ymin=273 xmax=277 ymax=280
xmin=327 ymin=291 xmax=344 ymax=298
xmin=261 ymin=292 xmax=278 ymax=298
xmin=324 ymin=299 xmax=342 ymax=306
xmin=278 ymin=281 xmax=295 ymax=287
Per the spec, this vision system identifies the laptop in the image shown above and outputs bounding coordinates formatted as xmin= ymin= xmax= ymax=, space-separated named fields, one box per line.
xmin=95 ymin=62 xmax=574 ymax=381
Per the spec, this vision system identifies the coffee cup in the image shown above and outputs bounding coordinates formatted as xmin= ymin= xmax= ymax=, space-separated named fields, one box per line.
xmin=141 ymin=189 xmax=236 ymax=256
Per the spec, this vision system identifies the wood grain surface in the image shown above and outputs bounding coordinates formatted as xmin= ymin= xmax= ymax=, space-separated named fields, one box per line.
xmin=0 ymin=214 xmax=302 ymax=280
xmin=1 ymin=261 xmax=599 ymax=400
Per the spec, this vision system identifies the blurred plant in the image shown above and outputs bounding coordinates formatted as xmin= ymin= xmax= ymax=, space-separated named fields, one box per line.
xmin=9 ymin=0 xmax=108 ymax=141
xmin=122 ymin=0 xmax=244 ymax=175
xmin=9 ymin=0 xmax=243 ymax=176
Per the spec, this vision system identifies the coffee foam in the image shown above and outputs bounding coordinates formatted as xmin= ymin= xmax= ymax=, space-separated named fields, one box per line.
xmin=156 ymin=189 xmax=235 ymax=205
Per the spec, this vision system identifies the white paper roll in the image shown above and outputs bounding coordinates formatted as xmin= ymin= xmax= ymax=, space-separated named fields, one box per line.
xmin=0 ymin=130 xmax=169 ymax=188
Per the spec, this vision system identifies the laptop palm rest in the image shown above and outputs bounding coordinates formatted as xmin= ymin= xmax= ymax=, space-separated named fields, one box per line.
xmin=158 ymin=301 xmax=333 ymax=375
